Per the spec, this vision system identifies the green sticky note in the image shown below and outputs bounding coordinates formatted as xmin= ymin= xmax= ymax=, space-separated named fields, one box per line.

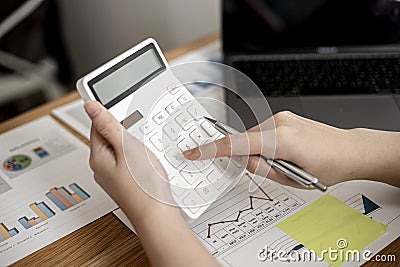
xmin=277 ymin=194 xmax=386 ymax=266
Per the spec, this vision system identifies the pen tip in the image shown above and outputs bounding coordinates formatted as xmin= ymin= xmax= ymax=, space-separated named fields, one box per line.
xmin=203 ymin=116 xmax=217 ymax=124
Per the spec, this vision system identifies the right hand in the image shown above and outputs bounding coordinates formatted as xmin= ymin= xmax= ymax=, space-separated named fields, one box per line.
xmin=183 ymin=111 xmax=365 ymax=188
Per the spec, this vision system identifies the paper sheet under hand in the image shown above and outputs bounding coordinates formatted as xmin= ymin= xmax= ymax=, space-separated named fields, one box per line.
xmin=277 ymin=194 xmax=387 ymax=267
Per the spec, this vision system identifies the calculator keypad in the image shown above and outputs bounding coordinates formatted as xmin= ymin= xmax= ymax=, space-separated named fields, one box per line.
xmin=134 ymin=88 xmax=246 ymax=218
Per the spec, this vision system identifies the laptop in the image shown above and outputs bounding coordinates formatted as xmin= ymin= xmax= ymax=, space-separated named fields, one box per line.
xmin=223 ymin=0 xmax=400 ymax=131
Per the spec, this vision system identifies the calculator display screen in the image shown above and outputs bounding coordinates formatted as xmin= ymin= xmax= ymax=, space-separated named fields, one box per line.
xmin=88 ymin=44 xmax=166 ymax=108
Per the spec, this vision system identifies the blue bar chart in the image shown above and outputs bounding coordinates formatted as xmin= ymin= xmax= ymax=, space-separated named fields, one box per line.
xmin=46 ymin=183 xmax=90 ymax=211
xmin=0 ymin=222 xmax=19 ymax=242
xmin=18 ymin=202 xmax=55 ymax=229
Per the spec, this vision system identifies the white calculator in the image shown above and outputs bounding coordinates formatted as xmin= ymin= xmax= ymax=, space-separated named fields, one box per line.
xmin=76 ymin=38 xmax=246 ymax=220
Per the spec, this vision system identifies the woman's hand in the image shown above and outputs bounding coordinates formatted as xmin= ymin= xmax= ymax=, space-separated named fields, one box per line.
xmin=84 ymin=100 xmax=178 ymax=223
xmin=84 ymin=100 xmax=219 ymax=267
xmin=183 ymin=111 xmax=400 ymax=188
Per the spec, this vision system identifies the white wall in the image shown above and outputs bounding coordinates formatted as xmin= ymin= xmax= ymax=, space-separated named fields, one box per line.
xmin=59 ymin=0 xmax=221 ymax=79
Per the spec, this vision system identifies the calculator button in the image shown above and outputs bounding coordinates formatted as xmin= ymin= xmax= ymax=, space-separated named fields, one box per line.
xmin=165 ymin=102 xmax=179 ymax=115
xmin=167 ymin=83 xmax=181 ymax=95
xmin=187 ymin=104 xmax=203 ymax=119
xmin=214 ymin=157 xmax=244 ymax=184
xmin=139 ymin=121 xmax=153 ymax=135
xmin=149 ymin=133 xmax=166 ymax=152
xmin=179 ymin=169 xmax=202 ymax=185
xmin=195 ymin=182 xmax=218 ymax=201
xmin=173 ymin=157 xmax=200 ymax=173
xmin=152 ymin=110 xmax=168 ymax=125
xmin=189 ymin=128 xmax=203 ymax=145
xmin=164 ymin=148 xmax=185 ymax=168
xmin=184 ymin=161 xmax=201 ymax=173
xmin=176 ymin=139 xmax=201 ymax=172
xmin=170 ymin=180 xmax=187 ymax=197
xmin=178 ymin=94 xmax=190 ymax=104
xmin=182 ymin=191 xmax=203 ymax=213
xmin=201 ymin=121 xmax=217 ymax=136
xmin=206 ymin=169 xmax=226 ymax=190
xmin=162 ymin=121 xmax=180 ymax=141
xmin=215 ymin=157 xmax=229 ymax=171
xmin=177 ymin=138 xmax=197 ymax=152
xmin=192 ymin=159 xmax=213 ymax=172
xmin=175 ymin=113 xmax=194 ymax=130
xmin=215 ymin=157 xmax=241 ymax=174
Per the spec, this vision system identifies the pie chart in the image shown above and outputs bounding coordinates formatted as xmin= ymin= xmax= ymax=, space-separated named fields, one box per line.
xmin=3 ymin=155 xmax=32 ymax=172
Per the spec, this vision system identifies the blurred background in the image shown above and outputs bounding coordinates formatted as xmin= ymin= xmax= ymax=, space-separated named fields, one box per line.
xmin=0 ymin=0 xmax=220 ymax=122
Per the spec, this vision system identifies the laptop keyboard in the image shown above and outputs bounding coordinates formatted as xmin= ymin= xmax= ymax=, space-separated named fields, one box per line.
xmin=232 ymin=56 xmax=400 ymax=96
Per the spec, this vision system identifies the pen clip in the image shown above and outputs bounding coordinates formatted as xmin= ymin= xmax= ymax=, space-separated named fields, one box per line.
xmin=270 ymin=160 xmax=314 ymax=187
xmin=275 ymin=160 xmax=327 ymax=191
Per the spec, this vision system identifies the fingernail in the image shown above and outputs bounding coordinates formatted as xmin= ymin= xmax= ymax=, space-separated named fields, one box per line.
xmin=84 ymin=101 xmax=100 ymax=118
xmin=183 ymin=148 xmax=200 ymax=160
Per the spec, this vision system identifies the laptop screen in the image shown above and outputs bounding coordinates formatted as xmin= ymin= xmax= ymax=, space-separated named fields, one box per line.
xmin=223 ymin=0 xmax=400 ymax=54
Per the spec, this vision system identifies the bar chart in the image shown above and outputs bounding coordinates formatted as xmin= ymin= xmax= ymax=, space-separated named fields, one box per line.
xmin=18 ymin=202 xmax=55 ymax=229
xmin=46 ymin=183 xmax=90 ymax=211
xmin=0 ymin=222 xmax=19 ymax=242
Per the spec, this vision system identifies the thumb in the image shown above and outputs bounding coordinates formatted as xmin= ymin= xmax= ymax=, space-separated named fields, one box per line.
xmin=84 ymin=100 xmax=123 ymax=152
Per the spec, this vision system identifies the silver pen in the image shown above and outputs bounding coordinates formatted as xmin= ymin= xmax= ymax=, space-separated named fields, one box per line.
xmin=203 ymin=116 xmax=327 ymax=192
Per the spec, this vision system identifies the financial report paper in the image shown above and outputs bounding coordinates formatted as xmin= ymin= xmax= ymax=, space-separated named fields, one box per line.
xmin=0 ymin=116 xmax=117 ymax=266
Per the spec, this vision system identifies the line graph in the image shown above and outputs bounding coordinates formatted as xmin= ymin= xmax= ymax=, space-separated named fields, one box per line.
xmin=207 ymin=173 xmax=273 ymax=238
xmin=207 ymin=195 xmax=272 ymax=237
xmin=190 ymin=180 xmax=306 ymax=257
xmin=244 ymin=173 xmax=272 ymax=201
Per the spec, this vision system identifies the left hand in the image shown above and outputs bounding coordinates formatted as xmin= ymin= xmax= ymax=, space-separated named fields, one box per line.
xmin=85 ymin=100 xmax=178 ymax=224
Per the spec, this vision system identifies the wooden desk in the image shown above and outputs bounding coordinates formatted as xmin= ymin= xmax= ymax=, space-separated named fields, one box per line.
xmin=1 ymin=33 xmax=398 ymax=266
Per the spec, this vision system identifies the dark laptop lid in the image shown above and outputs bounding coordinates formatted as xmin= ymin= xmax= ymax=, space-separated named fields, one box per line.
xmin=223 ymin=0 xmax=400 ymax=55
